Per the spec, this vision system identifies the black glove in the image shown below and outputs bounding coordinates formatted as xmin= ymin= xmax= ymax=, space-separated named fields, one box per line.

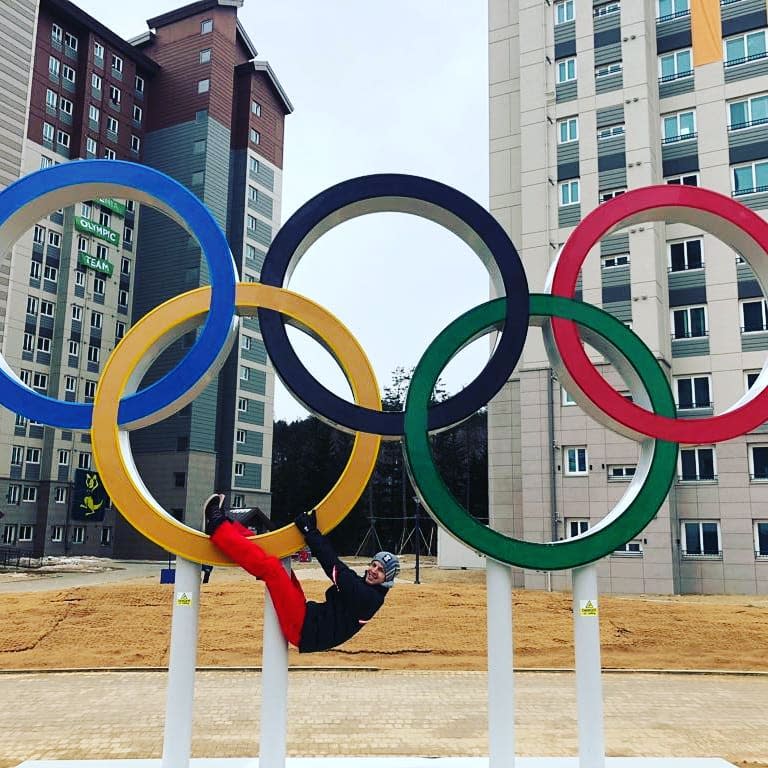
xmin=294 ymin=509 xmax=318 ymax=535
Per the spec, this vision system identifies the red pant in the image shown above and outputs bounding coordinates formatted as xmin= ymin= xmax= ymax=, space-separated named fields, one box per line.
xmin=211 ymin=520 xmax=307 ymax=648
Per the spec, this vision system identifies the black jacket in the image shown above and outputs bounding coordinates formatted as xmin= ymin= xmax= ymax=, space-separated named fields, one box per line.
xmin=299 ymin=529 xmax=387 ymax=653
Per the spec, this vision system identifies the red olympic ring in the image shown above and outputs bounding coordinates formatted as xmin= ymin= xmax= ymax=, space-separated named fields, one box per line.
xmin=549 ymin=185 xmax=768 ymax=444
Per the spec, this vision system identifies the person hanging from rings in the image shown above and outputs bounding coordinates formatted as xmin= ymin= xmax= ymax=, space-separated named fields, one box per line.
xmin=202 ymin=493 xmax=400 ymax=653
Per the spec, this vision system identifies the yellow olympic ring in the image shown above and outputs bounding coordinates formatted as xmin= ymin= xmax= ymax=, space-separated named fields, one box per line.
xmin=92 ymin=283 xmax=382 ymax=565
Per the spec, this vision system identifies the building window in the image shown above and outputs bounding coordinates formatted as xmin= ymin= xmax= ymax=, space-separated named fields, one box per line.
xmin=659 ymin=48 xmax=692 ymax=81
xmin=64 ymin=376 xmax=76 ymax=393
xmin=29 ymin=261 xmax=41 ymax=281
xmin=201 ymin=18 xmax=213 ymax=34
xmin=251 ymin=100 xmax=262 ymax=117
xmin=115 ymin=321 xmax=126 ymax=340
xmin=71 ymin=526 xmax=85 ymax=544
xmin=111 ymin=54 xmax=123 ymax=73
xmin=84 ymin=380 xmax=96 ymax=400
xmin=240 ymin=365 xmax=250 ymax=381
xmin=754 ymin=521 xmax=768 ymax=557
xmin=86 ymin=137 xmax=97 ymax=156
xmin=236 ymin=429 xmax=246 ymax=444
xmin=46 ymin=89 xmax=58 ymax=110
xmin=724 ymin=29 xmax=767 ymax=67
xmin=241 ymin=335 xmax=252 ymax=351
xmin=614 ymin=540 xmax=643 ymax=556
xmin=749 ymin=445 xmax=768 ymax=480
xmin=49 ymin=56 xmax=60 ymax=78
xmin=566 ymin=518 xmax=589 ymax=537
xmin=249 ymin=128 xmax=261 ymax=145
xmin=200 ymin=48 xmax=211 ymax=63
xmin=595 ymin=61 xmax=622 ymax=79
xmin=33 ymin=225 xmax=46 ymax=244
xmin=106 ymin=115 xmax=118 ymax=135
xmin=198 ymin=79 xmax=210 ymax=94
xmin=249 ymin=156 xmax=260 ymax=174
xmin=608 ymin=464 xmax=636 ymax=481
xmin=561 ymin=387 xmax=576 ymax=406
xmin=55 ymin=486 xmax=67 ymax=504
xmin=78 ymin=452 xmax=91 ymax=470
xmin=37 ymin=337 xmax=51 ymax=354
xmin=665 ymin=172 xmax=699 ymax=186
xmin=51 ymin=524 xmax=64 ymax=541
xmin=681 ymin=521 xmax=720 ymax=557
xmin=741 ymin=299 xmax=768 ymax=333
xmin=133 ymin=104 xmax=143 ymax=124
xmin=26 ymin=296 xmax=38 ymax=316
xmin=554 ymin=0 xmax=575 ymax=24
xmin=58 ymin=449 xmax=70 ymax=467
xmin=556 ymin=57 xmax=577 ymax=83
xmin=662 ymin=110 xmax=696 ymax=143
xmin=62 ymin=65 xmax=76 ymax=85
xmin=87 ymin=346 xmax=100 ymax=365
xmin=48 ymin=231 xmax=61 ymax=248
xmin=32 ymin=372 xmax=48 ymax=391
xmin=118 ymin=289 xmax=128 ymax=307
xmin=601 ymin=253 xmax=629 ymax=268
xmin=557 ymin=117 xmax=578 ymax=144
xmin=18 ymin=524 xmax=34 ymax=542
xmin=679 ymin=446 xmax=716 ymax=481
xmin=104 ymin=148 xmax=116 ymax=160
xmin=109 ymin=85 xmax=121 ymax=105
xmin=56 ymin=129 xmax=70 ymax=149
xmin=559 ymin=180 xmax=580 ymax=206
xmin=728 ymin=94 xmax=768 ymax=131
xmin=42 ymin=122 xmax=54 ymax=144
xmin=131 ymin=135 xmax=141 ymax=153
xmin=174 ymin=472 xmax=186 ymax=488
xmin=64 ymin=31 xmax=78 ymax=50
xmin=3 ymin=524 xmax=16 ymax=544
xmin=22 ymin=333 xmax=34 ymax=352
xmin=668 ymin=238 xmax=702 ymax=271
xmin=22 ymin=486 xmax=37 ymax=502
xmin=94 ymin=41 xmax=104 ymax=60
xmin=100 ymin=527 xmax=112 ymax=546
xmin=25 ymin=448 xmax=40 ymax=465
xmin=233 ymin=494 xmax=245 ymax=508
xmin=10 ymin=446 xmax=23 ymax=466
xmin=733 ymin=160 xmax=768 ymax=196
xmin=92 ymin=72 xmax=102 ymax=91
xmin=657 ymin=0 xmax=689 ymax=19
xmin=564 ymin=446 xmax=588 ymax=475
xmin=675 ymin=375 xmax=711 ymax=410
xmin=44 ymin=265 xmax=58 ymax=282
xmin=671 ymin=305 xmax=707 ymax=339
xmin=93 ymin=277 xmax=105 ymax=296
xmin=51 ymin=23 xmax=63 ymax=44
xmin=238 ymin=397 xmax=247 ymax=412
xmin=135 ymin=75 xmax=145 ymax=94
xmin=599 ymin=188 xmax=626 ymax=202
xmin=7 ymin=485 xmax=20 ymax=504
xmin=234 ymin=462 xmax=245 ymax=477
xmin=90 ymin=311 xmax=102 ymax=330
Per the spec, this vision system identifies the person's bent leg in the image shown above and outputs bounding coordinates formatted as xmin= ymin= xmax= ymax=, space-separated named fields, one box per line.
xmin=211 ymin=521 xmax=306 ymax=646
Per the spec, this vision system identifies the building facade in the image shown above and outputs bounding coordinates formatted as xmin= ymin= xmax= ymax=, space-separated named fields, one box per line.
xmin=0 ymin=0 xmax=290 ymax=560
xmin=489 ymin=0 xmax=768 ymax=594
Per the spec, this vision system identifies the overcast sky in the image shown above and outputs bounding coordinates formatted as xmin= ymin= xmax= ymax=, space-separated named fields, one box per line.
xmin=75 ymin=1 xmax=491 ymax=423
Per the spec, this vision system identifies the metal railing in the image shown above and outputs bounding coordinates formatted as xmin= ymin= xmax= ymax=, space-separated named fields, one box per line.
xmin=0 ymin=546 xmax=41 ymax=569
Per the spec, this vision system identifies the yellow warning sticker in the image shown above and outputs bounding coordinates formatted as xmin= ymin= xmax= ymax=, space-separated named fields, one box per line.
xmin=579 ymin=599 xmax=598 ymax=617
xmin=175 ymin=592 xmax=193 ymax=607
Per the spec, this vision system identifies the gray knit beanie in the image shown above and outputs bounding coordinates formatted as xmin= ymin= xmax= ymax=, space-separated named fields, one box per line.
xmin=373 ymin=551 xmax=400 ymax=587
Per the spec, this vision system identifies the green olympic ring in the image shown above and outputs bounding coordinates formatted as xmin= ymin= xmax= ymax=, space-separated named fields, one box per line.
xmin=403 ymin=294 xmax=679 ymax=570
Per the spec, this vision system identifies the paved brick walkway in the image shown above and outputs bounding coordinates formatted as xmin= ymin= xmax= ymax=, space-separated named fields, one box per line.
xmin=2 ymin=670 xmax=766 ymax=767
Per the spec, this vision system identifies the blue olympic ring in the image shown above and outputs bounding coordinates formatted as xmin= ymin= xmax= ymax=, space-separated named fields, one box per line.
xmin=258 ymin=174 xmax=530 ymax=437
xmin=0 ymin=161 xmax=238 ymax=430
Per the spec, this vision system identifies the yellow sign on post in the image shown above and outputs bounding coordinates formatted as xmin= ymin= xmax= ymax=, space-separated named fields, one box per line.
xmin=579 ymin=599 xmax=598 ymax=617
xmin=692 ymin=0 xmax=723 ymax=66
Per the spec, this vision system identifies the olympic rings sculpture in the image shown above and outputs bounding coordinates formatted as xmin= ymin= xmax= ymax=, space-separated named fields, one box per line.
xmin=0 ymin=160 xmax=765 ymax=570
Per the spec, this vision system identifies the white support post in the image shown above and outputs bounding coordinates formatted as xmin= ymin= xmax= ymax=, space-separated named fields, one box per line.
xmin=259 ymin=556 xmax=290 ymax=768
xmin=572 ymin=563 xmax=605 ymax=768
xmin=161 ymin=557 xmax=201 ymax=768
xmin=486 ymin=557 xmax=515 ymax=768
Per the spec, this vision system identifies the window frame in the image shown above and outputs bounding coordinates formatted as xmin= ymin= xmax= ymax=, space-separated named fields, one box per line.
xmin=671 ymin=304 xmax=708 ymax=340
xmin=559 ymin=179 xmax=580 ymax=206
xmin=564 ymin=445 xmax=588 ymax=476
xmin=680 ymin=520 xmax=721 ymax=557
xmin=674 ymin=374 xmax=711 ymax=410
xmin=556 ymin=56 xmax=577 ymax=84
xmin=557 ymin=116 xmax=578 ymax=144
xmin=740 ymin=298 xmax=768 ymax=333
xmin=678 ymin=446 xmax=716 ymax=482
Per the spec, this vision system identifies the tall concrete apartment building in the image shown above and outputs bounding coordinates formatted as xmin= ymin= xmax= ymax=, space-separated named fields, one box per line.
xmin=489 ymin=0 xmax=768 ymax=594
xmin=0 ymin=0 xmax=291 ymax=559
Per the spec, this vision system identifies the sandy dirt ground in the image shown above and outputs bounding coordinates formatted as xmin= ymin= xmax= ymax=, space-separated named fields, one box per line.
xmin=1 ymin=557 xmax=767 ymax=673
